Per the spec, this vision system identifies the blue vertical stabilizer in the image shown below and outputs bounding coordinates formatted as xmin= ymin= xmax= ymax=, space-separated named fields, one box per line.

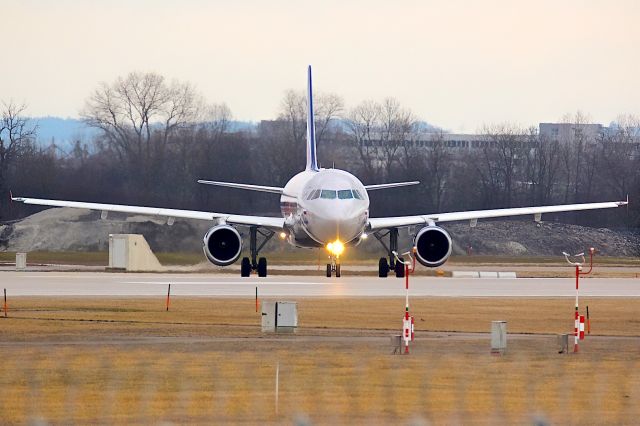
xmin=306 ymin=65 xmax=319 ymax=171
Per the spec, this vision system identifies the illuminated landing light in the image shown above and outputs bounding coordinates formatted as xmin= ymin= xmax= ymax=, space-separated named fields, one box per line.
xmin=361 ymin=233 xmax=368 ymax=240
xmin=279 ymin=232 xmax=287 ymax=240
xmin=326 ymin=240 xmax=345 ymax=256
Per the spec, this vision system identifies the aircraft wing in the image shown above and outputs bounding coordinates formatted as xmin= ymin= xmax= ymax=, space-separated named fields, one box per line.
xmin=197 ymin=180 xmax=285 ymax=194
xmin=11 ymin=196 xmax=285 ymax=229
xmin=368 ymin=200 xmax=628 ymax=230
xmin=364 ymin=181 xmax=420 ymax=191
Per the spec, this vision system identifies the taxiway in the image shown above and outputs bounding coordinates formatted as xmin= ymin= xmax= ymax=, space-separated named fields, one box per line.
xmin=1 ymin=271 xmax=639 ymax=297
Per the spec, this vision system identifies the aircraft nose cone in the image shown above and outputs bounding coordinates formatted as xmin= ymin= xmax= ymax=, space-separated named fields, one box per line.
xmin=307 ymin=203 xmax=364 ymax=243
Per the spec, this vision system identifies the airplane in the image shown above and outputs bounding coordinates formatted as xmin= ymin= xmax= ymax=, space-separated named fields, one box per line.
xmin=12 ymin=66 xmax=628 ymax=278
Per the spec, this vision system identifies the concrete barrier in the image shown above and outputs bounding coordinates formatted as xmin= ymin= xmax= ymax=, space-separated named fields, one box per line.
xmin=108 ymin=234 xmax=162 ymax=272
xmin=452 ymin=271 xmax=480 ymax=278
xmin=498 ymin=271 xmax=517 ymax=278
xmin=479 ymin=271 xmax=499 ymax=278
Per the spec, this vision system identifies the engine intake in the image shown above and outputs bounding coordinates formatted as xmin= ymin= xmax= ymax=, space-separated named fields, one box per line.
xmin=203 ymin=225 xmax=242 ymax=266
xmin=414 ymin=225 xmax=452 ymax=267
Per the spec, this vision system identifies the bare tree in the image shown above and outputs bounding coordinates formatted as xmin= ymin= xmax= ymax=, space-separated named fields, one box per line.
xmin=597 ymin=114 xmax=640 ymax=200
xmin=346 ymin=98 xmax=416 ymax=182
xmin=523 ymin=131 xmax=561 ymax=205
xmin=262 ymin=89 xmax=344 ymax=182
xmin=423 ymin=132 xmax=452 ymax=212
xmin=81 ymin=72 xmax=203 ymax=196
xmin=346 ymin=100 xmax=382 ymax=182
xmin=0 ymin=101 xmax=36 ymax=202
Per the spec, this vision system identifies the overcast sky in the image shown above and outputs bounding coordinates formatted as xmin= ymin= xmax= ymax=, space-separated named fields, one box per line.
xmin=2 ymin=0 xmax=639 ymax=132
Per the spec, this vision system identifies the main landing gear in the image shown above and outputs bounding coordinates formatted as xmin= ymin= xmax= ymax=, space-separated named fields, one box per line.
xmin=374 ymin=228 xmax=405 ymax=278
xmin=326 ymin=256 xmax=341 ymax=278
xmin=240 ymin=226 xmax=274 ymax=278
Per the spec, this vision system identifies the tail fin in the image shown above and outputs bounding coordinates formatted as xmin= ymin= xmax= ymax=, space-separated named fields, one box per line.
xmin=306 ymin=65 xmax=319 ymax=171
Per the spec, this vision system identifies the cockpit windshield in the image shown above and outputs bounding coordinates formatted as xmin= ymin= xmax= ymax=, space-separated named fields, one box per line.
xmin=337 ymin=190 xmax=353 ymax=199
xmin=320 ymin=189 xmax=337 ymax=199
xmin=307 ymin=188 xmax=363 ymax=200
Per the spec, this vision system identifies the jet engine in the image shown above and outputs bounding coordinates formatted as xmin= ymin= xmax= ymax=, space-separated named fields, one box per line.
xmin=202 ymin=225 xmax=242 ymax=266
xmin=413 ymin=225 xmax=452 ymax=267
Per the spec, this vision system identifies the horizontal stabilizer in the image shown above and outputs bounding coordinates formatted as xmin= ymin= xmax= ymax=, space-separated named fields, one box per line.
xmin=197 ymin=180 xmax=284 ymax=194
xmin=364 ymin=181 xmax=420 ymax=191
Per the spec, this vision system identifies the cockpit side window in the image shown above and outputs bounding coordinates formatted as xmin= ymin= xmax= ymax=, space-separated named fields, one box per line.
xmin=320 ymin=189 xmax=337 ymax=199
xmin=338 ymin=189 xmax=354 ymax=199
xmin=307 ymin=189 xmax=321 ymax=200
xmin=353 ymin=189 xmax=364 ymax=200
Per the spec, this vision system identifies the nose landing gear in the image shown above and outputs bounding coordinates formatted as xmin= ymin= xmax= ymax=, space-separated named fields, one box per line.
xmin=326 ymin=256 xmax=341 ymax=277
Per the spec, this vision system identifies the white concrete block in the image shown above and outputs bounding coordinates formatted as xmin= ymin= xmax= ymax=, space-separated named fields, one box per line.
xmin=452 ymin=271 xmax=480 ymax=278
xmin=498 ymin=271 xmax=517 ymax=279
xmin=479 ymin=271 xmax=499 ymax=278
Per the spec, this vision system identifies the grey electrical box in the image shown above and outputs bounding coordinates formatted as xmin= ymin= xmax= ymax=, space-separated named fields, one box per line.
xmin=491 ymin=321 xmax=507 ymax=354
xmin=557 ymin=334 xmax=569 ymax=354
xmin=261 ymin=301 xmax=297 ymax=332
xmin=15 ymin=252 xmax=27 ymax=270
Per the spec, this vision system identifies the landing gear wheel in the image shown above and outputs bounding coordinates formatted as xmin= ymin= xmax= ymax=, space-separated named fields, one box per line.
xmin=395 ymin=257 xmax=405 ymax=278
xmin=241 ymin=257 xmax=251 ymax=277
xmin=326 ymin=264 xmax=332 ymax=277
xmin=335 ymin=264 xmax=341 ymax=278
xmin=257 ymin=257 xmax=267 ymax=277
xmin=378 ymin=257 xmax=389 ymax=278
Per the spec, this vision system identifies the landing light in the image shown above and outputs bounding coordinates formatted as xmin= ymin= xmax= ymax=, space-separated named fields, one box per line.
xmin=326 ymin=240 xmax=344 ymax=256
xmin=279 ymin=232 xmax=287 ymax=240
xmin=361 ymin=233 xmax=368 ymax=240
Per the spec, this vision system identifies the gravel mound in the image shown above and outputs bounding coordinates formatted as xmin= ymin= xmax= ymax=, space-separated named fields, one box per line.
xmin=1 ymin=208 xmax=638 ymax=257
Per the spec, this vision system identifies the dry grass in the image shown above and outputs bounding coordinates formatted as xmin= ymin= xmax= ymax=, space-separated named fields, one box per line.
xmin=0 ymin=297 xmax=639 ymax=424
xmin=1 ymin=250 xmax=638 ymax=267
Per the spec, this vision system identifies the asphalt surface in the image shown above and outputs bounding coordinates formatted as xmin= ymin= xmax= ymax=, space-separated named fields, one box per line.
xmin=1 ymin=271 xmax=639 ymax=297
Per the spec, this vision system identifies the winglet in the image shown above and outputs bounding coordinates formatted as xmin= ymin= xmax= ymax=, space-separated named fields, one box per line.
xmin=618 ymin=194 xmax=629 ymax=206
xmin=305 ymin=65 xmax=319 ymax=172
xmin=9 ymin=190 xmax=24 ymax=203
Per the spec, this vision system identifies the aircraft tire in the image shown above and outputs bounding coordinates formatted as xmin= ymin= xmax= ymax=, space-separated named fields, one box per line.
xmin=395 ymin=257 xmax=405 ymax=278
xmin=378 ymin=257 xmax=389 ymax=278
xmin=326 ymin=264 xmax=332 ymax=277
xmin=241 ymin=257 xmax=251 ymax=277
xmin=336 ymin=264 xmax=341 ymax=278
xmin=257 ymin=257 xmax=267 ymax=277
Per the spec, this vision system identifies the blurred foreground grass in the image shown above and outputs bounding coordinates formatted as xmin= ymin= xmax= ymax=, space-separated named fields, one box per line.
xmin=0 ymin=297 xmax=638 ymax=423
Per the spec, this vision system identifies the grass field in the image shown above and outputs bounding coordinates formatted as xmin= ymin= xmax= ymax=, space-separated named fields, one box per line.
xmin=1 ymin=250 xmax=638 ymax=267
xmin=0 ymin=297 xmax=638 ymax=424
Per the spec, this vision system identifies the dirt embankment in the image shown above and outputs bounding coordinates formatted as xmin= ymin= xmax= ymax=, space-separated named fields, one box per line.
xmin=1 ymin=207 xmax=638 ymax=257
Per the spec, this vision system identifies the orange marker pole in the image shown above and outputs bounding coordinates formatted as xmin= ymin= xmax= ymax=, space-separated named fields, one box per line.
xmin=166 ymin=284 xmax=171 ymax=312
xmin=586 ymin=305 xmax=590 ymax=334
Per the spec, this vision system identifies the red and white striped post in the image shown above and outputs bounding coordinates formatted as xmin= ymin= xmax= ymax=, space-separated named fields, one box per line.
xmin=574 ymin=264 xmax=580 ymax=353
xmin=564 ymin=248 xmax=594 ymax=354
xmin=398 ymin=248 xmax=417 ymax=354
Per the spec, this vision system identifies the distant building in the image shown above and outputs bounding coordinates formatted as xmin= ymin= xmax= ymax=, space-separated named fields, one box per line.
xmin=539 ymin=122 xmax=604 ymax=144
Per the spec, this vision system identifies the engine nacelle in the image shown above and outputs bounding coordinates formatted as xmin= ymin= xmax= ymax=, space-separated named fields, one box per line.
xmin=202 ymin=225 xmax=242 ymax=266
xmin=413 ymin=225 xmax=452 ymax=267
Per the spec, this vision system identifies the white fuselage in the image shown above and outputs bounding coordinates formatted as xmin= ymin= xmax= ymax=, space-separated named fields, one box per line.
xmin=280 ymin=169 xmax=369 ymax=248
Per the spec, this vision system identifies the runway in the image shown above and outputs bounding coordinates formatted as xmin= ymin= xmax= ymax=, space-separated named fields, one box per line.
xmin=1 ymin=271 xmax=639 ymax=297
